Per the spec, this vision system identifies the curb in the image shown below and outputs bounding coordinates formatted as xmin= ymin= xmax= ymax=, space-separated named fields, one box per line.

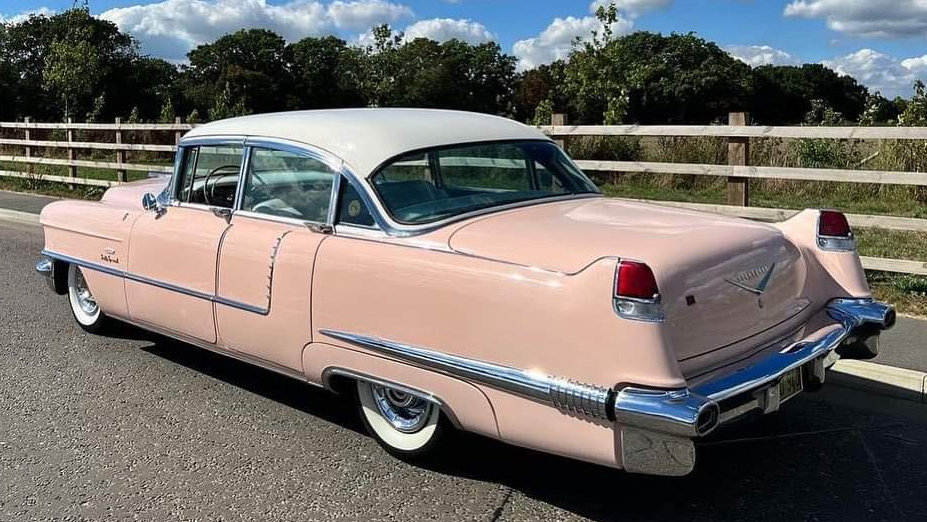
xmin=830 ymin=360 xmax=927 ymax=404
xmin=0 ymin=208 xmax=40 ymax=226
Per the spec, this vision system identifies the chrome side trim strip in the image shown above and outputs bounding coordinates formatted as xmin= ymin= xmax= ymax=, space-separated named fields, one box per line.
xmin=41 ymin=249 xmax=269 ymax=316
xmin=42 ymin=250 xmax=125 ymax=278
xmin=320 ymin=329 xmax=612 ymax=420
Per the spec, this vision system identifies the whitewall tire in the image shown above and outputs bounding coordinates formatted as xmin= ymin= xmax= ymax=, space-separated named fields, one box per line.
xmin=67 ymin=264 xmax=108 ymax=333
xmin=356 ymin=380 xmax=445 ymax=458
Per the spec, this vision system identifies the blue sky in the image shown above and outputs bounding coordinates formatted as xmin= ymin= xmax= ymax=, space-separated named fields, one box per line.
xmin=3 ymin=0 xmax=927 ymax=98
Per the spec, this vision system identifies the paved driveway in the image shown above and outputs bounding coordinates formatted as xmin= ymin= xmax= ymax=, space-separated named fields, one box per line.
xmin=2 ymin=220 xmax=926 ymax=521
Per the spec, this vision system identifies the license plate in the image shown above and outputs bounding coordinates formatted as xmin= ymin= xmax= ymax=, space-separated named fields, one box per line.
xmin=779 ymin=367 xmax=804 ymax=403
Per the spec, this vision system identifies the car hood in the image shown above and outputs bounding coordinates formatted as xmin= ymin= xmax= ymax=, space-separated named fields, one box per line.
xmin=100 ymin=177 xmax=170 ymax=208
xmin=447 ymin=197 xmax=782 ymax=274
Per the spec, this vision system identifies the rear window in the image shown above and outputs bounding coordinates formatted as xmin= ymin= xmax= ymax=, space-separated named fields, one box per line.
xmin=371 ymin=141 xmax=599 ymax=224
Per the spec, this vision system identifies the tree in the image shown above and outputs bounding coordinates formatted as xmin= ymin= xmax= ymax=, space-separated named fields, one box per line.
xmin=181 ymin=29 xmax=292 ymax=116
xmin=750 ymin=64 xmax=869 ymax=124
xmin=288 ymin=36 xmax=366 ymax=109
xmin=3 ymin=7 xmax=139 ymax=121
xmin=513 ymin=61 xmax=566 ymax=123
xmin=563 ymin=6 xmax=752 ymax=124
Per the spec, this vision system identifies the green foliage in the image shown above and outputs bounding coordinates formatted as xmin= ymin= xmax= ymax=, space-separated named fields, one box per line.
xmin=186 ymin=109 xmax=201 ymax=124
xmin=158 ymin=97 xmax=176 ymax=123
xmin=182 ymin=28 xmax=289 ymax=117
xmin=0 ymin=4 xmax=920 ymax=128
xmin=562 ymin=6 xmax=752 ymax=124
xmin=530 ymin=98 xmax=554 ymax=127
xmin=127 ymin=106 xmax=141 ymax=123
xmin=85 ymin=94 xmax=106 ymax=123
xmin=208 ymin=82 xmax=250 ymax=121
xmin=750 ymin=64 xmax=869 ymax=125
xmin=41 ymin=7 xmax=104 ymax=119
xmin=567 ymin=136 xmax=642 ymax=162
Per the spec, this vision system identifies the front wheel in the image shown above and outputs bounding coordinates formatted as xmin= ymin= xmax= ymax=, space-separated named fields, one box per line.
xmin=67 ymin=264 xmax=109 ymax=333
xmin=355 ymin=380 xmax=445 ymax=459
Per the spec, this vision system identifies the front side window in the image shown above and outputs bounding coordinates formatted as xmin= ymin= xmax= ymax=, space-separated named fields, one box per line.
xmin=176 ymin=145 xmax=244 ymax=208
xmin=371 ymin=141 xmax=599 ymax=224
xmin=242 ymin=148 xmax=336 ymax=222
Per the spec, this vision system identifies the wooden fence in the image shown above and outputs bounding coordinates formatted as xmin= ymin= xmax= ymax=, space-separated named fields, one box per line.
xmin=0 ymin=115 xmax=925 ymax=275
xmin=0 ymin=118 xmax=195 ymax=187
xmin=543 ymin=112 xmax=927 ymax=275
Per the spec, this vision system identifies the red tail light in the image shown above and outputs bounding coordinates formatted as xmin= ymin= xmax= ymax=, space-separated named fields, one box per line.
xmin=615 ymin=261 xmax=659 ymax=300
xmin=819 ymin=210 xmax=851 ymax=237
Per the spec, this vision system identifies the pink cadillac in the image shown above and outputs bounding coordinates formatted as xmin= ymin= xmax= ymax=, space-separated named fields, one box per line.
xmin=36 ymin=109 xmax=895 ymax=476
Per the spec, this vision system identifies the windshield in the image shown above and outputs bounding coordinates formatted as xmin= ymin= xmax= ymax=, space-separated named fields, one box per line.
xmin=370 ymin=141 xmax=599 ymax=224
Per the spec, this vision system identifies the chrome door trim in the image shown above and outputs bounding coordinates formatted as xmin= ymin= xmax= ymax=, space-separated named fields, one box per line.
xmin=42 ymin=249 xmax=269 ymax=316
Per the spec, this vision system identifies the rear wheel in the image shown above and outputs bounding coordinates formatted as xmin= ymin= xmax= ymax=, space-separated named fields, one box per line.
xmin=67 ymin=264 xmax=109 ymax=333
xmin=355 ymin=380 xmax=445 ymax=458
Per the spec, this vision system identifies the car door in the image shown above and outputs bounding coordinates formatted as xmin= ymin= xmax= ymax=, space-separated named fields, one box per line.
xmin=126 ymin=143 xmax=244 ymax=343
xmin=214 ymin=144 xmax=340 ymax=371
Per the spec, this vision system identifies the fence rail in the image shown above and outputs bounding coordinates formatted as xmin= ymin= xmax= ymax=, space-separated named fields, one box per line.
xmin=1 ymin=115 xmax=925 ymax=275
xmin=0 ymin=117 xmax=191 ymax=186
xmin=544 ymin=112 xmax=927 ymax=276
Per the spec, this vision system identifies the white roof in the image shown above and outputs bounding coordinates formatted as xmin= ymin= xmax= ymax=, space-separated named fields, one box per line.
xmin=182 ymin=108 xmax=551 ymax=177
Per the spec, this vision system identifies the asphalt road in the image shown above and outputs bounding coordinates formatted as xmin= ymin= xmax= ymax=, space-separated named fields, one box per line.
xmin=2 ymin=219 xmax=927 ymax=522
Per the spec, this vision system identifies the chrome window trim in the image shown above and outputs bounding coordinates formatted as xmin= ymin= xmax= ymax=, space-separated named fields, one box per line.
xmin=169 ymin=139 xmax=247 ymax=210
xmin=177 ymin=134 xmax=605 ymax=238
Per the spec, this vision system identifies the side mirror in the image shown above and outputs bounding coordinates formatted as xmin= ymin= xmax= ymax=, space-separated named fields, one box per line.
xmin=142 ymin=193 xmax=166 ymax=216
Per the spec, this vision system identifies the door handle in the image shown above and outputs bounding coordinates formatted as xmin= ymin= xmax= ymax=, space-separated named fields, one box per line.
xmin=211 ymin=207 xmax=232 ymax=223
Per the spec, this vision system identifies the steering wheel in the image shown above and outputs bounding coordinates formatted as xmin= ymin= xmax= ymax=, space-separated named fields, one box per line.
xmin=202 ymin=165 xmax=240 ymax=206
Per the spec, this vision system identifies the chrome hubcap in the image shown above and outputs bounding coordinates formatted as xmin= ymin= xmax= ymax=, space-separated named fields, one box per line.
xmin=371 ymin=384 xmax=433 ymax=433
xmin=74 ymin=268 xmax=98 ymax=316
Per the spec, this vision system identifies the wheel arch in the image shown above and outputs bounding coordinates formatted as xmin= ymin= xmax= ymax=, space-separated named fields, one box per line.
xmin=303 ymin=342 xmax=500 ymax=439
xmin=322 ymin=367 xmax=464 ymax=430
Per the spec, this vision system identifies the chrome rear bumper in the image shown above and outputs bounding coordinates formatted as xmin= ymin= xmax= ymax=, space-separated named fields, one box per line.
xmin=616 ymin=298 xmax=895 ymax=476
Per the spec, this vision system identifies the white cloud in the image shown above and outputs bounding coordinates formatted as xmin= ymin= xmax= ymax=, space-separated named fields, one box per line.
xmin=100 ymin=0 xmax=413 ymax=61
xmin=327 ymin=0 xmax=411 ymax=30
xmin=512 ymin=13 xmax=632 ymax=71
xmin=0 ymin=7 xmax=55 ymax=24
xmin=784 ymin=0 xmax=927 ymax=38
xmin=725 ymin=45 xmax=796 ymax=66
xmin=403 ymin=18 xmax=495 ymax=44
xmin=589 ymin=0 xmax=673 ymax=18
xmin=822 ymin=48 xmax=927 ymax=97
xmin=354 ymin=17 xmax=495 ymax=47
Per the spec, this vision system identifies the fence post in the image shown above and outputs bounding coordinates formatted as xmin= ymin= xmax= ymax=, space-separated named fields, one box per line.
xmin=174 ymin=116 xmax=183 ymax=147
xmin=727 ymin=112 xmax=750 ymax=206
xmin=66 ymin=117 xmax=77 ymax=186
xmin=115 ymin=117 xmax=126 ymax=182
xmin=23 ymin=117 xmax=33 ymax=177
xmin=551 ymin=113 xmax=569 ymax=151
xmin=23 ymin=116 xmax=32 ymax=159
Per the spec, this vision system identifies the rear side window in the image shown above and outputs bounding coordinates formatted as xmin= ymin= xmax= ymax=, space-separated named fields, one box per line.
xmin=337 ymin=178 xmax=375 ymax=227
xmin=370 ymin=141 xmax=599 ymax=224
